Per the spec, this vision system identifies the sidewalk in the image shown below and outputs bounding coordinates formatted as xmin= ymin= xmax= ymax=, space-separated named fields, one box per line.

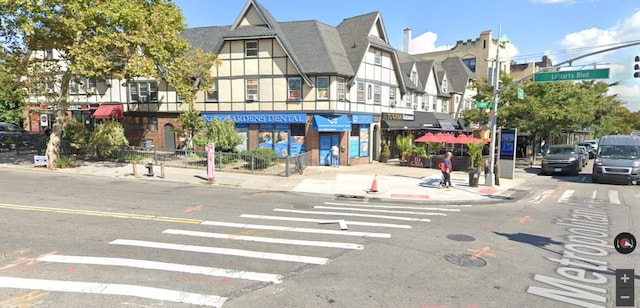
xmin=0 ymin=153 xmax=538 ymax=203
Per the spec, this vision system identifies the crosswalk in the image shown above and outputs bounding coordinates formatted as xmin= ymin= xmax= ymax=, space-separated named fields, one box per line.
xmin=529 ymin=188 xmax=623 ymax=205
xmin=0 ymin=200 xmax=467 ymax=307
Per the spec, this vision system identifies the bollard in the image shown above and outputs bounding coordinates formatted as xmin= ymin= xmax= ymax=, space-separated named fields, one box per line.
xmin=160 ymin=163 xmax=165 ymax=179
xmin=132 ymin=162 xmax=137 ymax=177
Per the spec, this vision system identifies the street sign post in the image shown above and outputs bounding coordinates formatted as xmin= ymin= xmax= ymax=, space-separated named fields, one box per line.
xmin=533 ymin=68 xmax=610 ymax=83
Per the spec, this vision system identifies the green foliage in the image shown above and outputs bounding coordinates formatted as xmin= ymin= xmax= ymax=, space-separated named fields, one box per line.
xmin=466 ymin=142 xmax=484 ymax=168
xmin=89 ymin=120 xmax=129 ymax=158
xmin=176 ymin=107 xmax=204 ymax=149
xmin=395 ymin=134 xmax=413 ymax=159
xmin=410 ymin=145 xmax=428 ymax=158
xmin=197 ymin=118 xmax=244 ymax=152
xmin=425 ymin=142 xmax=441 ymax=156
xmin=243 ymin=148 xmax=277 ymax=170
xmin=380 ymin=144 xmax=390 ymax=157
xmin=62 ymin=119 xmax=90 ymax=154
xmin=0 ymin=65 xmax=26 ymax=125
xmin=56 ymin=156 xmax=80 ymax=168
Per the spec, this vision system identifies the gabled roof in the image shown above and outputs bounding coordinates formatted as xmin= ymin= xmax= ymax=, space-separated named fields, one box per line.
xmin=441 ymin=57 xmax=476 ymax=94
xmin=337 ymin=12 xmax=406 ymax=94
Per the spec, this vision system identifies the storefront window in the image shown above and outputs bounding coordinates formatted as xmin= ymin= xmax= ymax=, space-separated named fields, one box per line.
xmin=349 ymin=125 xmax=360 ymax=158
xmin=290 ymin=124 xmax=306 ymax=155
xmin=258 ymin=124 xmax=274 ymax=150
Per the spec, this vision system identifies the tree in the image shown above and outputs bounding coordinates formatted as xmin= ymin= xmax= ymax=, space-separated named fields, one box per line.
xmin=0 ymin=62 xmax=26 ymax=125
xmin=0 ymin=0 xmax=215 ymax=168
xmin=198 ymin=118 xmax=244 ymax=152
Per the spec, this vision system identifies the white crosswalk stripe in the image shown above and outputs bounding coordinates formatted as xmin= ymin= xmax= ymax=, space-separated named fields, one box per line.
xmin=608 ymin=190 xmax=621 ymax=204
xmin=529 ymin=190 xmax=554 ymax=204
xmin=557 ymin=190 xmax=575 ymax=203
xmin=274 ymin=208 xmax=431 ymax=222
xmin=239 ymin=214 xmax=412 ymax=229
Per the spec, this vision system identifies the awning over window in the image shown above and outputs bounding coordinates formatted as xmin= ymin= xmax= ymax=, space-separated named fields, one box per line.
xmin=92 ymin=104 xmax=123 ymax=120
xmin=312 ymin=115 xmax=351 ymax=132
xmin=437 ymin=118 xmax=456 ymax=131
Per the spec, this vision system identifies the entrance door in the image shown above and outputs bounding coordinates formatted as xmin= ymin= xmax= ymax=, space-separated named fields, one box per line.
xmin=319 ymin=133 xmax=339 ymax=166
xmin=163 ymin=124 xmax=176 ymax=150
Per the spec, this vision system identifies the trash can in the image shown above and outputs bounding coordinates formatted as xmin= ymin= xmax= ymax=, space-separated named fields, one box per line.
xmin=468 ymin=170 xmax=480 ymax=187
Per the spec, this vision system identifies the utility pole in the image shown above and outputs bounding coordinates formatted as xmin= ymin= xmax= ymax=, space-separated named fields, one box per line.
xmin=486 ymin=32 xmax=509 ymax=187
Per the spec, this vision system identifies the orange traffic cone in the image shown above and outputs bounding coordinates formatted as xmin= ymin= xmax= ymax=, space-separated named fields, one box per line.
xmin=370 ymin=175 xmax=378 ymax=192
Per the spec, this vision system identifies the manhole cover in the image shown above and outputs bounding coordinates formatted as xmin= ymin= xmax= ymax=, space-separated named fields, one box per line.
xmin=293 ymin=204 xmax=312 ymax=209
xmin=446 ymin=234 xmax=475 ymax=242
xmin=445 ymin=254 xmax=487 ymax=267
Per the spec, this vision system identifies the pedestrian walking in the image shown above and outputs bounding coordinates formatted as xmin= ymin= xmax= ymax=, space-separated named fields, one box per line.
xmin=439 ymin=152 xmax=453 ymax=189
xmin=330 ymin=144 xmax=339 ymax=167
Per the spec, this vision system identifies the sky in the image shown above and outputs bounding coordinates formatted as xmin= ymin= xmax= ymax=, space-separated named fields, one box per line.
xmin=174 ymin=0 xmax=640 ymax=112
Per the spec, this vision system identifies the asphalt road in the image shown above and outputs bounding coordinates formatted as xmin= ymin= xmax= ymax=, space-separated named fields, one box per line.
xmin=0 ymin=163 xmax=638 ymax=308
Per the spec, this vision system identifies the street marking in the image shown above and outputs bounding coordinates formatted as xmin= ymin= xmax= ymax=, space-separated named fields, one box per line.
xmin=184 ymin=205 xmax=203 ymax=212
xmin=273 ymin=209 xmax=431 ymax=222
xmin=110 ymin=239 xmax=329 ymax=265
xmin=0 ymin=203 xmax=202 ymax=224
xmin=0 ymin=291 xmax=49 ymax=307
xmin=518 ymin=216 xmax=534 ymax=223
xmin=38 ymin=254 xmax=282 ymax=284
xmin=239 ymin=214 xmax=411 ymax=229
xmin=557 ymin=190 xmax=574 ymax=203
xmin=324 ymin=202 xmax=461 ymax=212
xmin=591 ymin=190 xmax=597 ymax=200
xmin=0 ymin=251 xmax=57 ymax=271
xmin=201 ymin=220 xmax=391 ymax=238
xmin=163 ymin=229 xmax=363 ymax=250
xmin=608 ymin=190 xmax=620 ymax=205
xmin=314 ymin=205 xmax=447 ymax=216
xmin=0 ymin=276 xmax=226 ymax=307
xmin=318 ymin=219 xmax=349 ymax=230
xmin=467 ymin=246 xmax=495 ymax=259
xmin=529 ymin=190 xmax=553 ymax=204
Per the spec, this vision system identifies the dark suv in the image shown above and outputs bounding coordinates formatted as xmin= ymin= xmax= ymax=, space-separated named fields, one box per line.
xmin=540 ymin=144 xmax=581 ymax=176
xmin=0 ymin=122 xmax=38 ymax=147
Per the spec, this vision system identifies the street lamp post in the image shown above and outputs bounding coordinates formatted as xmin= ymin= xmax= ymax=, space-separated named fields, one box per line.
xmin=486 ymin=34 xmax=510 ymax=187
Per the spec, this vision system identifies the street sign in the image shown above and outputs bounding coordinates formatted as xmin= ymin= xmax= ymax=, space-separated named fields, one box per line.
xmin=533 ymin=68 xmax=610 ymax=83
xmin=475 ymin=101 xmax=492 ymax=108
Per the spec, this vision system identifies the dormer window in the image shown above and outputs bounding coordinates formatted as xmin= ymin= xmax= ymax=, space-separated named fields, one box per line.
xmin=374 ymin=49 xmax=382 ymax=65
xmin=245 ymin=41 xmax=258 ymax=57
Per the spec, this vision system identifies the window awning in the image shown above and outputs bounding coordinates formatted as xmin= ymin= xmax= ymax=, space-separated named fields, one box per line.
xmin=437 ymin=119 xmax=456 ymax=131
xmin=312 ymin=115 xmax=351 ymax=132
xmin=93 ymin=104 xmax=123 ymax=120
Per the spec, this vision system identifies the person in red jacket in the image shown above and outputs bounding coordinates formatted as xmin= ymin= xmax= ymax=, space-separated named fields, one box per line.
xmin=439 ymin=152 xmax=453 ymax=189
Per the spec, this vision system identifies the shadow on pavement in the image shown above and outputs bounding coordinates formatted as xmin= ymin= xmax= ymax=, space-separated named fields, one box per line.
xmin=493 ymin=231 xmax=564 ymax=256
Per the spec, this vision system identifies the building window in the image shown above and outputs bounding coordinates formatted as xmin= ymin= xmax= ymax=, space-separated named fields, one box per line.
xmin=421 ymin=95 xmax=426 ymax=110
xmin=374 ymin=49 xmax=382 ymax=65
xmin=69 ymin=77 xmax=97 ymax=95
xmin=411 ymin=71 xmax=417 ymax=84
xmin=246 ymin=79 xmax=258 ymax=101
xmin=406 ymin=93 xmax=412 ymax=108
xmin=287 ymin=77 xmax=301 ymax=102
xmin=373 ymin=84 xmax=381 ymax=104
xmin=442 ymin=79 xmax=448 ymax=93
xmin=44 ymin=49 xmax=53 ymax=59
xmin=128 ymin=81 xmax=158 ymax=103
xmin=316 ymin=77 xmax=329 ymax=100
xmin=367 ymin=85 xmax=372 ymax=101
xmin=389 ymin=87 xmax=395 ymax=106
xmin=357 ymin=82 xmax=365 ymax=103
xmin=133 ymin=116 xmax=157 ymax=131
xmin=337 ymin=77 xmax=346 ymax=101
xmin=463 ymin=58 xmax=476 ymax=72
xmin=205 ymin=81 xmax=218 ymax=102
xmin=245 ymin=41 xmax=258 ymax=57
xmin=148 ymin=117 xmax=158 ymax=131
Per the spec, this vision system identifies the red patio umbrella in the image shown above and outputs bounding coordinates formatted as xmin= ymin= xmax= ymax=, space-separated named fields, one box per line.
xmin=414 ymin=133 xmax=454 ymax=143
xmin=451 ymin=134 xmax=482 ymax=144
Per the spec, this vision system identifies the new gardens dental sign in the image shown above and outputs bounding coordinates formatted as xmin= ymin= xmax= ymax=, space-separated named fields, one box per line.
xmin=202 ymin=113 xmax=307 ymax=124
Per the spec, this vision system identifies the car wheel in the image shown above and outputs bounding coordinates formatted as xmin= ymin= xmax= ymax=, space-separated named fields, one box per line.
xmin=572 ymin=167 xmax=580 ymax=176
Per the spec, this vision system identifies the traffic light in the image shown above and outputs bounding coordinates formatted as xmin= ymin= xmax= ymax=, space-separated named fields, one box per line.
xmin=635 ymin=56 xmax=640 ymax=78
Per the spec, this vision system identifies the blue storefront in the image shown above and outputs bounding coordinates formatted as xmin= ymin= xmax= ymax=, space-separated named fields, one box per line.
xmin=202 ymin=113 xmax=307 ymax=158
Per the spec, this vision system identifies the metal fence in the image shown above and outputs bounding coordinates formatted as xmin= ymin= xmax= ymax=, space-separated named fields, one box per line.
xmin=3 ymin=136 xmax=309 ymax=177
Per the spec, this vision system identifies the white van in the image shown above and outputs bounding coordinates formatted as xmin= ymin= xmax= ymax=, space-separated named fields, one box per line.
xmin=591 ymin=135 xmax=640 ymax=184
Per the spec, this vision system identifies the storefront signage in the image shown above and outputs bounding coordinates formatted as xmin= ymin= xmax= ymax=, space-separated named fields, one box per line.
xmin=351 ymin=114 xmax=374 ymax=124
xmin=202 ymin=113 xmax=306 ymax=124
xmin=385 ymin=113 xmax=414 ymax=121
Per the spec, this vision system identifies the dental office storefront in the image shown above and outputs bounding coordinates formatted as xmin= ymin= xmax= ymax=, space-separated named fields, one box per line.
xmin=201 ymin=112 xmax=375 ymax=166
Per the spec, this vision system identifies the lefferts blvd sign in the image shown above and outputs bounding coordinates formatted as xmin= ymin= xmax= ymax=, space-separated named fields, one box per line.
xmin=533 ymin=68 xmax=610 ymax=83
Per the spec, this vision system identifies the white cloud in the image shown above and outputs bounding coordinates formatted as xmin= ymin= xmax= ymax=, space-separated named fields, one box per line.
xmin=408 ymin=31 xmax=453 ymax=54
xmin=558 ymin=10 xmax=640 ymax=111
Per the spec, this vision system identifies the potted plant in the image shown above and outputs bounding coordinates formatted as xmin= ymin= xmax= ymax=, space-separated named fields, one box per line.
xmin=467 ymin=142 xmax=484 ymax=172
xmin=395 ymin=134 xmax=413 ymax=165
xmin=408 ymin=145 xmax=430 ymax=168
xmin=379 ymin=143 xmax=390 ymax=163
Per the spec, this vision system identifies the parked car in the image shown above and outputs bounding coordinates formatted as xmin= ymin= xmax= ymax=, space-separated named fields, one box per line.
xmin=577 ymin=145 xmax=589 ymax=167
xmin=540 ymin=144 xmax=582 ymax=176
xmin=0 ymin=122 xmax=39 ymax=148
xmin=577 ymin=142 xmax=595 ymax=159
xmin=583 ymin=139 xmax=599 ymax=151
xmin=592 ymin=135 xmax=640 ymax=184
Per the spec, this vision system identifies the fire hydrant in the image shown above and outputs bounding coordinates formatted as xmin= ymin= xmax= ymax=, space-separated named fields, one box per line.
xmin=145 ymin=161 xmax=154 ymax=176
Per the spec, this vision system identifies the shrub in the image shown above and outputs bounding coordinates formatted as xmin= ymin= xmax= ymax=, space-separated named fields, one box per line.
xmin=125 ymin=155 xmax=146 ymax=163
xmin=56 ymin=156 xmax=80 ymax=168
xmin=243 ymin=148 xmax=277 ymax=170
xmin=63 ymin=119 xmax=90 ymax=154
xmin=89 ymin=120 xmax=129 ymax=159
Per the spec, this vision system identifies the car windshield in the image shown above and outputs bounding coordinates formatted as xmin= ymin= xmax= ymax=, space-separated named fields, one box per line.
xmin=597 ymin=145 xmax=640 ymax=159
xmin=1 ymin=123 xmax=21 ymax=132
xmin=547 ymin=147 xmax=576 ymax=155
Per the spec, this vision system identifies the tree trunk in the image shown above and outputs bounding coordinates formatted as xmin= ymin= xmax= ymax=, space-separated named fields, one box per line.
xmin=46 ymin=73 xmax=72 ymax=170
